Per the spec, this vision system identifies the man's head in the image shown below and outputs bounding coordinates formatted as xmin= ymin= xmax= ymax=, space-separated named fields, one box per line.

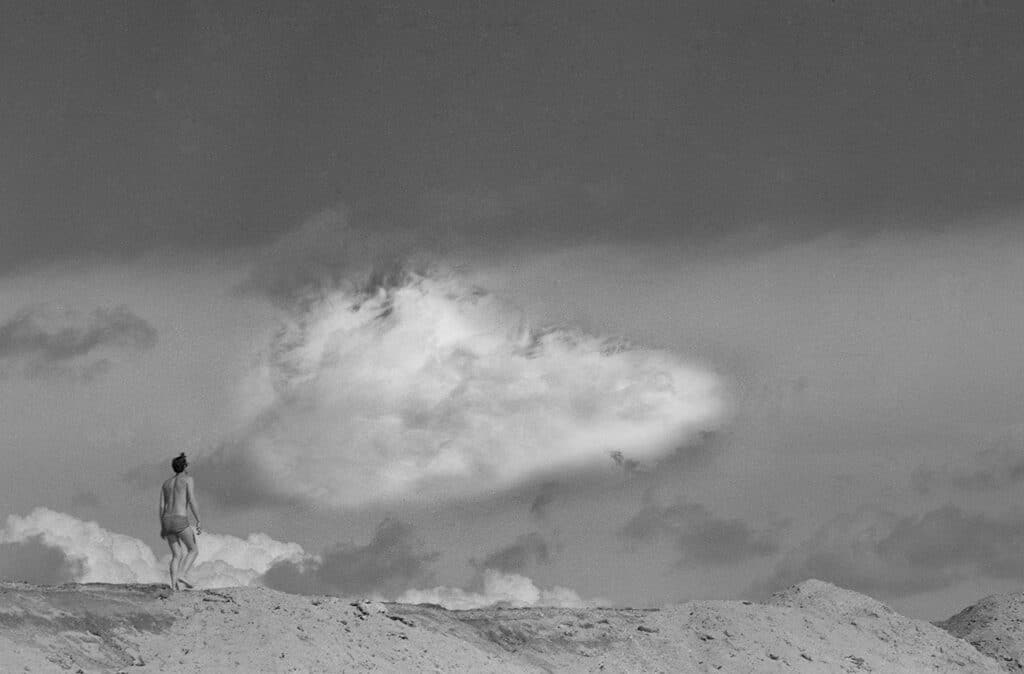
xmin=171 ymin=453 xmax=188 ymax=474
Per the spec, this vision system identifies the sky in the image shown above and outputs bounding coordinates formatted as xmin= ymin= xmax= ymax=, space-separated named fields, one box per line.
xmin=2 ymin=1 xmax=1024 ymax=619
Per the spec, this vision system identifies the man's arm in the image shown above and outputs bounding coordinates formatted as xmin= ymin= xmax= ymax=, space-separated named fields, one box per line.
xmin=186 ymin=476 xmax=201 ymax=532
xmin=158 ymin=487 xmax=165 ymax=519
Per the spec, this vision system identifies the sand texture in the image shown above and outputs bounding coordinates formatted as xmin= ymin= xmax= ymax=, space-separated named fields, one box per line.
xmin=938 ymin=591 xmax=1024 ymax=671
xmin=0 ymin=578 xmax=1003 ymax=672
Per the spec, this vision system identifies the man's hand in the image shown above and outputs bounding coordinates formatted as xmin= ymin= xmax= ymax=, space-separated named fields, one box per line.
xmin=195 ymin=523 xmax=202 ymax=536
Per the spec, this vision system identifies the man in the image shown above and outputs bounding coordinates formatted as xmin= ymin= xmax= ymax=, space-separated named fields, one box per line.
xmin=159 ymin=452 xmax=202 ymax=590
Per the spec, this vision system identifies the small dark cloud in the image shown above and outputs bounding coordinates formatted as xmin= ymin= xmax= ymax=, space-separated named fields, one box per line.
xmin=516 ymin=432 xmax=726 ymax=524
xmin=909 ymin=465 xmax=940 ymax=495
xmin=0 ymin=304 xmax=156 ymax=378
xmin=70 ymin=490 xmax=101 ymax=509
xmin=474 ymin=533 xmax=550 ymax=573
xmin=645 ymin=431 xmax=724 ymax=482
xmin=529 ymin=482 xmax=560 ymax=520
xmin=0 ymin=536 xmax=83 ymax=585
xmin=620 ymin=500 xmax=780 ymax=566
xmin=878 ymin=505 xmax=1024 ymax=580
xmin=757 ymin=504 xmax=1024 ymax=600
xmin=261 ymin=518 xmax=438 ymax=597
xmin=0 ymin=305 xmax=157 ymax=360
xmin=913 ymin=437 xmax=1024 ymax=495
xmin=754 ymin=508 xmax=948 ymax=599
xmin=18 ymin=358 xmax=114 ymax=382
xmin=609 ymin=450 xmax=644 ymax=475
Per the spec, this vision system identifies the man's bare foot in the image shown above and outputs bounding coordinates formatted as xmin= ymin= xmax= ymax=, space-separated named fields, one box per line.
xmin=178 ymin=578 xmax=194 ymax=589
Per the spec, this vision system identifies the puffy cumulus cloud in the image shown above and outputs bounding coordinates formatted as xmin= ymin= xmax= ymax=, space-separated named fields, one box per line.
xmin=1 ymin=508 xmax=164 ymax=583
xmin=261 ymin=518 xmax=437 ymax=597
xmin=620 ymin=500 xmax=780 ymax=565
xmin=209 ymin=269 xmax=723 ymax=508
xmin=181 ymin=531 xmax=309 ymax=589
xmin=0 ymin=508 xmax=308 ymax=588
xmin=758 ymin=505 xmax=1024 ymax=599
xmin=397 ymin=569 xmax=595 ymax=610
xmin=0 ymin=304 xmax=156 ymax=379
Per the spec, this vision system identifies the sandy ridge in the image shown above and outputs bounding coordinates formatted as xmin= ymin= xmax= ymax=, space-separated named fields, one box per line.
xmin=0 ymin=579 xmax=1006 ymax=672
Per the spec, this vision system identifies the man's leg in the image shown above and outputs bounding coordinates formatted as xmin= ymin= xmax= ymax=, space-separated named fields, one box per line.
xmin=172 ymin=539 xmax=187 ymax=585
xmin=177 ymin=527 xmax=199 ymax=587
xmin=176 ymin=541 xmax=194 ymax=589
xmin=164 ymin=535 xmax=181 ymax=590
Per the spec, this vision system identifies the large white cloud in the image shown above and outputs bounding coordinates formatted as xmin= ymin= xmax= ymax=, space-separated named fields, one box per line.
xmin=215 ymin=270 xmax=723 ymax=507
xmin=0 ymin=508 xmax=309 ymax=588
xmin=397 ymin=569 xmax=597 ymax=610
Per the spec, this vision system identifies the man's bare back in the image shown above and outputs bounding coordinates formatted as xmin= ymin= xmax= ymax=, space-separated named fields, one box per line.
xmin=160 ymin=453 xmax=201 ymax=590
xmin=161 ymin=474 xmax=193 ymax=518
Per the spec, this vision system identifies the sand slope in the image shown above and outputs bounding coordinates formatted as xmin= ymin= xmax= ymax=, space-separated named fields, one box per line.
xmin=0 ymin=579 xmax=1002 ymax=672
xmin=938 ymin=592 xmax=1024 ymax=671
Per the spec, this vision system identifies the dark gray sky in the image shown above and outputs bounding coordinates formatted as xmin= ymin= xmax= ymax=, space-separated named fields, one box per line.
xmin=3 ymin=1 xmax=1023 ymax=270
xmin=3 ymin=1 xmax=1024 ymax=621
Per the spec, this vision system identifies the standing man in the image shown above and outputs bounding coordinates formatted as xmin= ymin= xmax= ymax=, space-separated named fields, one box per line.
xmin=159 ymin=452 xmax=202 ymax=590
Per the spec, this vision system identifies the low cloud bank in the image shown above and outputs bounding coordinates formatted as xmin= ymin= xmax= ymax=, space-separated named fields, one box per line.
xmin=0 ymin=509 xmax=592 ymax=608
xmin=259 ymin=523 xmax=591 ymax=609
xmin=0 ymin=508 xmax=307 ymax=588
xmin=397 ymin=569 xmax=595 ymax=610
xmin=209 ymin=269 xmax=723 ymax=508
xmin=620 ymin=500 xmax=781 ymax=565
xmin=759 ymin=504 xmax=1024 ymax=598
xmin=260 ymin=518 xmax=437 ymax=597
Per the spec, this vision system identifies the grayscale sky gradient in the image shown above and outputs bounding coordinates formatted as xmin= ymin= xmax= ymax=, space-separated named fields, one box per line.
xmin=2 ymin=1 xmax=1024 ymax=619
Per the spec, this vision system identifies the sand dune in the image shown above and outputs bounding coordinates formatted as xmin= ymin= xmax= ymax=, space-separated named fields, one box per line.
xmin=0 ymin=579 xmax=1005 ymax=672
xmin=938 ymin=591 xmax=1024 ymax=671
